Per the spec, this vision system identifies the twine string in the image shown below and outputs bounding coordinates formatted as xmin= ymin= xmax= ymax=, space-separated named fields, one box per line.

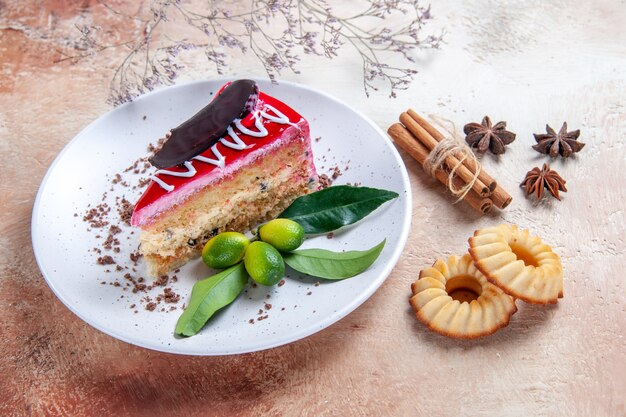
xmin=422 ymin=115 xmax=481 ymax=203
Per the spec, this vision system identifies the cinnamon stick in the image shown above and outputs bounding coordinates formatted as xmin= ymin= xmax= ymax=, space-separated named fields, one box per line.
xmin=399 ymin=112 xmax=492 ymax=198
xmin=407 ymin=109 xmax=497 ymax=192
xmin=388 ymin=123 xmax=493 ymax=215
xmin=491 ymin=187 xmax=512 ymax=209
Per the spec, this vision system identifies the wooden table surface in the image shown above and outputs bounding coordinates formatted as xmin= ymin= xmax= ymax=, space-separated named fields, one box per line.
xmin=1 ymin=1 xmax=624 ymax=416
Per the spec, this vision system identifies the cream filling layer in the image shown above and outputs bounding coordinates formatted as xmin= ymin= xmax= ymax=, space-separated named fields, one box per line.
xmin=139 ymin=162 xmax=307 ymax=258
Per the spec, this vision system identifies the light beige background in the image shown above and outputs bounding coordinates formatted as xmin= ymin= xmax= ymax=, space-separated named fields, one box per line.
xmin=1 ymin=1 xmax=624 ymax=416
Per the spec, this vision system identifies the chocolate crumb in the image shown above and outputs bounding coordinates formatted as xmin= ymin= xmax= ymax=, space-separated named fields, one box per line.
xmin=97 ymin=255 xmax=115 ymax=265
xmin=117 ymin=198 xmax=134 ymax=226
xmin=264 ymin=303 xmax=272 ymax=310
xmin=154 ymin=275 xmax=169 ymax=287
xmin=146 ymin=302 xmax=156 ymax=311
xmin=163 ymin=288 xmax=180 ymax=304
xmin=132 ymin=285 xmax=146 ymax=293
xmin=307 ymin=291 xmax=312 ymax=296
xmin=318 ymin=174 xmax=332 ymax=189
xmin=83 ymin=204 xmax=110 ymax=229
xmin=248 ymin=319 xmax=255 ymax=324
xmin=146 ymin=137 xmax=167 ymax=157
xmin=102 ymin=234 xmax=119 ymax=250
xmin=137 ymin=177 xmax=151 ymax=189
xmin=278 ymin=279 xmax=285 ymax=287
xmin=130 ymin=251 xmax=142 ymax=264
xmin=326 ymin=232 xmax=334 ymax=239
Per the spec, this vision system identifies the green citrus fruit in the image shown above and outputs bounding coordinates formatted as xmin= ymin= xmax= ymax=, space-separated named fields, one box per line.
xmin=244 ymin=241 xmax=285 ymax=286
xmin=258 ymin=219 xmax=305 ymax=252
xmin=201 ymin=232 xmax=250 ymax=269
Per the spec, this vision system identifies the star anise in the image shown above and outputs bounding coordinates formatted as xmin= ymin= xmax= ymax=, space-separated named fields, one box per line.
xmin=463 ymin=116 xmax=516 ymax=155
xmin=520 ymin=163 xmax=567 ymax=200
xmin=532 ymin=122 xmax=585 ymax=158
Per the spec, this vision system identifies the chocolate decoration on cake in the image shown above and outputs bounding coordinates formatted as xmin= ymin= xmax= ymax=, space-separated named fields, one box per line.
xmin=150 ymin=79 xmax=259 ymax=169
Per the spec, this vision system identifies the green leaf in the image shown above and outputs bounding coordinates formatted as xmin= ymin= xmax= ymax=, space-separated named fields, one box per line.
xmin=279 ymin=186 xmax=399 ymax=234
xmin=175 ymin=262 xmax=248 ymax=337
xmin=283 ymin=239 xmax=386 ymax=279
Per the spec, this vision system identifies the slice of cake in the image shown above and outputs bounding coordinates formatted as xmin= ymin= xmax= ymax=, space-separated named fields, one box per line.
xmin=132 ymin=80 xmax=318 ymax=276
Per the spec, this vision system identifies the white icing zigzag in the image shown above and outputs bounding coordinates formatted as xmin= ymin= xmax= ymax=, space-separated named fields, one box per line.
xmin=220 ymin=126 xmax=253 ymax=150
xmin=151 ymin=161 xmax=196 ymax=192
xmin=150 ymin=104 xmax=297 ymax=192
xmin=193 ymin=144 xmax=225 ymax=168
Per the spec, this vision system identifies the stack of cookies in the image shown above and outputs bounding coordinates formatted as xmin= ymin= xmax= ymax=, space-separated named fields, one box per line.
xmin=409 ymin=224 xmax=563 ymax=339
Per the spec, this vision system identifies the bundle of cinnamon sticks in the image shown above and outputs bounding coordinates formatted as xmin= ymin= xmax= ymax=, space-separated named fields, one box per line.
xmin=388 ymin=110 xmax=511 ymax=215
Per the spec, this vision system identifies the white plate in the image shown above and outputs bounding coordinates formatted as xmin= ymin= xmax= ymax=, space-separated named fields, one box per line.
xmin=32 ymin=78 xmax=412 ymax=355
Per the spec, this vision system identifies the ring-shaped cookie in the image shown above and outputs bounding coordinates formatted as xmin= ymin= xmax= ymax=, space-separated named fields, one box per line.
xmin=468 ymin=224 xmax=563 ymax=304
xmin=410 ymin=254 xmax=517 ymax=339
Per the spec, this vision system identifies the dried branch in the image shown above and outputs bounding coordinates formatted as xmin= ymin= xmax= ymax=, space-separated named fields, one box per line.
xmin=58 ymin=0 xmax=443 ymax=105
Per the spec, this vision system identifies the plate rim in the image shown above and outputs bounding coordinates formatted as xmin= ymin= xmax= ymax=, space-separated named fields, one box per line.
xmin=31 ymin=77 xmax=412 ymax=355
